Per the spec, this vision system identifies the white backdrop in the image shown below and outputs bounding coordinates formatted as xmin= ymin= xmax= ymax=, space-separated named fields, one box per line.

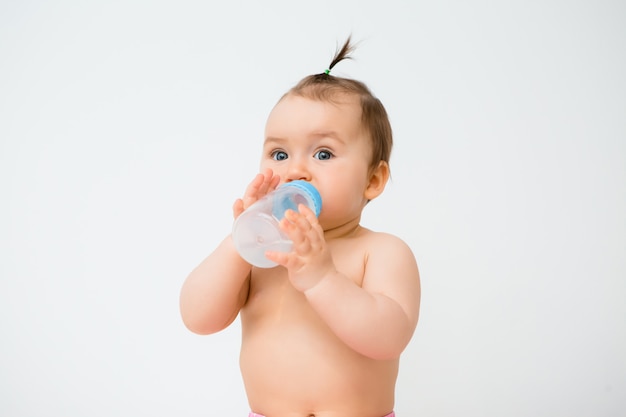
xmin=1 ymin=1 xmax=625 ymax=416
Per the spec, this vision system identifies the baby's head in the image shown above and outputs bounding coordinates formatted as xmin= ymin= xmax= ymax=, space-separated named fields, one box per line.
xmin=278 ymin=37 xmax=393 ymax=175
xmin=263 ymin=38 xmax=392 ymax=226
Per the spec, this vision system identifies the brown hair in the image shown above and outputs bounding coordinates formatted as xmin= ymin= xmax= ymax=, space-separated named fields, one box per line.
xmin=282 ymin=37 xmax=393 ymax=172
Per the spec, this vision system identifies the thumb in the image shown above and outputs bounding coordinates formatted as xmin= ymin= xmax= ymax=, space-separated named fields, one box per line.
xmin=232 ymin=199 xmax=244 ymax=219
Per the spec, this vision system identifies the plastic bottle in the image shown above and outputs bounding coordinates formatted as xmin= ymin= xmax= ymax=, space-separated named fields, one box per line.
xmin=232 ymin=180 xmax=322 ymax=268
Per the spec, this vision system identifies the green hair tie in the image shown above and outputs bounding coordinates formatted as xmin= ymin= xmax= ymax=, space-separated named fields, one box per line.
xmin=324 ymin=69 xmax=331 ymax=75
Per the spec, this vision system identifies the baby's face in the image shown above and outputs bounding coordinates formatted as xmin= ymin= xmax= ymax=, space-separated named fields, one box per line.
xmin=261 ymin=94 xmax=374 ymax=230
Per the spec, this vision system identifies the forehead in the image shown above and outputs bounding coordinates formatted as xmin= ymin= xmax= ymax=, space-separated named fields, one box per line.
xmin=265 ymin=94 xmax=363 ymax=137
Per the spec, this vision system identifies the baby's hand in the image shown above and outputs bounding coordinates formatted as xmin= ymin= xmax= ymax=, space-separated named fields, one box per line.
xmin=232 ymin=169 xmax=280 ymax=219
xmin=265 ymin=204 xmax=336 ymax=292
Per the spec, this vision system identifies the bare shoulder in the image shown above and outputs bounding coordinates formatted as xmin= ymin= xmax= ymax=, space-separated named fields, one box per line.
xmin=359 ymin=228 xmax=421 ymax=320
xmin=360 ymin=229 xmax=418 ymax=264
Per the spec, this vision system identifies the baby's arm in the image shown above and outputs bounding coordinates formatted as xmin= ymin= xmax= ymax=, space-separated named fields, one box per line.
xmin=267 ymin=207 xmax=420 ymax=360
xmin=305 ymin=233 xmax=420 ymax=360
xmin=179 ymin=236 xmax=252 ymax=334
xmin=179 ymin=170 xmax=280 ymax=335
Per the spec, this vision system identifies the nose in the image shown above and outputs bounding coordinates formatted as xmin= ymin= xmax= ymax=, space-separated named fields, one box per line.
xmin=284 ymin=157 xmax=311 ymax=182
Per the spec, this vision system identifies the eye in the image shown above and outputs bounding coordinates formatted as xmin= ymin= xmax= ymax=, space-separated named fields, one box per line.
xmin=271 ymin=150 xmax=288 ymax=161
xmin=314 ymin=149 xmax=333 ymax=160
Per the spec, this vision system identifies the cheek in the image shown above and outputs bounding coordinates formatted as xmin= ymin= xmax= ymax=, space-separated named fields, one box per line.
xmin=259 ymin=160 xmax=286 ymax=178
xmin=318 ymin=178 xmax=366 ymax=213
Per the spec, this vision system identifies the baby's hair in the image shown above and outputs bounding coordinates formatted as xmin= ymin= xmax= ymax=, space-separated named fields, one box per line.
xmin=283 ymin=36 xmax=393 ymax=173
xmin=323 ymin=36 xmax=356 ymax=76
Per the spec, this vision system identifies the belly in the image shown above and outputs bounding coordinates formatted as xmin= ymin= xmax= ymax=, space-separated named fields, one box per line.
xmin=239 ymin=296 xmax=398 ymax=415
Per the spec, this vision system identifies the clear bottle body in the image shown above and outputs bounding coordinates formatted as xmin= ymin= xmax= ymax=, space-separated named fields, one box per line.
xmin=232 ymin=180 xmax=322 ymax=268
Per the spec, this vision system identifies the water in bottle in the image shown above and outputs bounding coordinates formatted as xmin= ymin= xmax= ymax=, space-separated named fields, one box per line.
xmin=232 ymin=180 xmax=322 ymax=268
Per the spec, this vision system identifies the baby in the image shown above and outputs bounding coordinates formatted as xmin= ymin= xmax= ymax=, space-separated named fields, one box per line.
xmin=180 ymin=37 xmax=421 ymax=417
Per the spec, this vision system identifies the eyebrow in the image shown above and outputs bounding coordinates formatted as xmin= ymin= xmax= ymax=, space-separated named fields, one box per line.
xmin=264 ymin=131 xmax=345 ymax=145
xmin=263 ymin=137 xmax=287 ymax=146
xmin=310 ymin=130 xmax=344 ymax=143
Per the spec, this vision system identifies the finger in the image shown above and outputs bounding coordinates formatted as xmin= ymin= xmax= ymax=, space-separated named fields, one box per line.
xmin=293 ymin=209 xmax=314 ymax=233
xmin=298 ymin=204 xmax=319 ymax=227
xmin=257 ymin=169 xmax=274 ymax=196
xmin=233 ymin=198 xmax=244 ymax=219
xmin=243 ymin=172 xmax=272 ymax=208
xmin=294 ymin=204 xmax=325 ymax=248
xmin=244 ymin=173 xmax=264 ymax=198
xmin=268 ymin=172 xmax=280 ymax=191
xmin=257 ymin=169 xmax=281 ymax=198
xmin=279 ymin=212 xmax=301 ymax=238
xmin=265 ymin=249 xmax=290 ymax=267
xmin=282 ymin=211 xmax=313 ymax=252
xmin=283 ymin=209 xmax=312 ymax=233
xmin=298 ymin=204 xmax=324 ymax=240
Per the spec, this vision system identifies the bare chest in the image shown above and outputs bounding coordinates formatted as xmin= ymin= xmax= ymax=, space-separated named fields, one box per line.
xmin=243 ymin=242 xmax=367 ymax=318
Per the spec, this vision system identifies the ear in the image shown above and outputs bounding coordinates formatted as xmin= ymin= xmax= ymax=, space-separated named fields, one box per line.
xmin=364 ymin=161 xmax=390 ymax=201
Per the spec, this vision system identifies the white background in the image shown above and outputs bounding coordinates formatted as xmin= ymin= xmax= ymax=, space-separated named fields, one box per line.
xmin=1 ymin=1 xmax=625 ymax=416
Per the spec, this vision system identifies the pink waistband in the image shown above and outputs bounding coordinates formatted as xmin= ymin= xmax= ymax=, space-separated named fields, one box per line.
xmin=249 ymin=412 xmax=395 ymax=417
